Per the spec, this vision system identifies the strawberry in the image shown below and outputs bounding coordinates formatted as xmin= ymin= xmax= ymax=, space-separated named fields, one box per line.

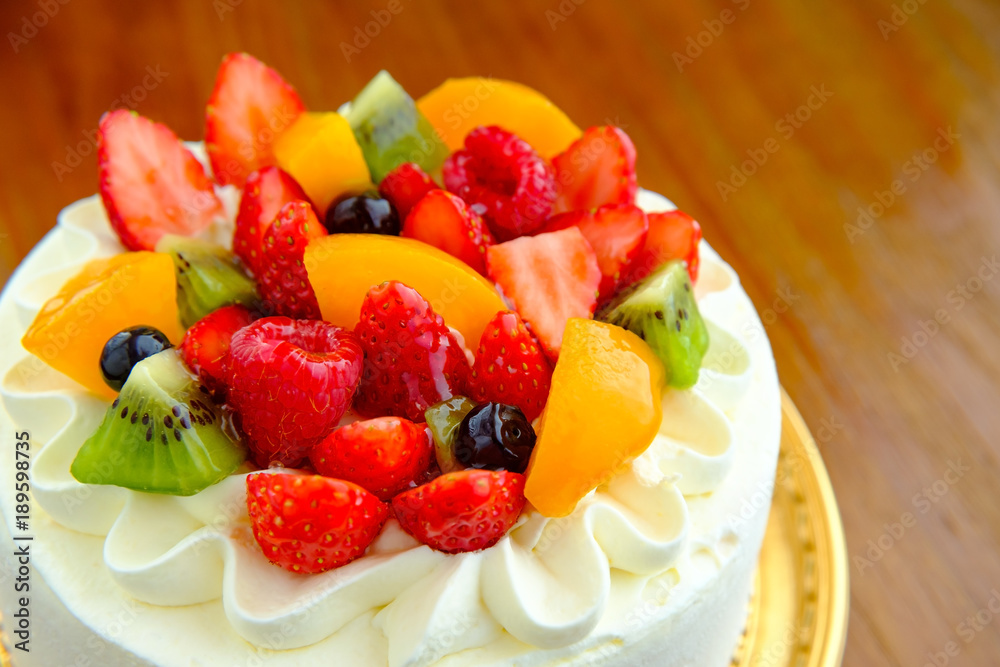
xmin=401 ymin=190 xmax=495 ymax=275
xmin=469 ymin=311 xmax=552 ymax=421
xmin=234 ymin=166 xmax=310 ymax=276
xmin=205 ymin=52 xmax=306 ymax=188
xmin=620 ymin=209 xmax=702 ymax=287
xmin=551 ymin=126 xmax=638 ymax=214
xmin=378 ymin=162 xmax=438 ymax=221
xmin=97 ymin=110 xmax=225 ymax=251
xmin=392 ymin=469 xmax=526 ymax=553
xmin=179 ymin=304 xmax=254 ymax=396
xmin=486 ymin=227 xmax=601 ymax=362
xmin=353 ymin=281 xmax=471 ymax=423
xmin=247 ymin=472 xmax=388 ymax=574
xmin=257 ymin=200 xmax=326 ymax=319
xmin=311 ymin=417 xmax=433 ymax=501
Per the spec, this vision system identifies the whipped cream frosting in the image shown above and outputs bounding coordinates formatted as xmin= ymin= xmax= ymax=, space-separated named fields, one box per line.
xmin=0 ymin=149 xmax=781 ymax=667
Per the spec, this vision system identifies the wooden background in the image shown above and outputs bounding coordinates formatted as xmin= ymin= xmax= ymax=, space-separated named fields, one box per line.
xmin=2 ymin=0 xmax=999 ymax=664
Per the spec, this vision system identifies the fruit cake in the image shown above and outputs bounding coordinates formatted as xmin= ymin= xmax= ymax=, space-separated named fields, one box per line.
xmin=0 ymin=53 xmax=780 ymax=666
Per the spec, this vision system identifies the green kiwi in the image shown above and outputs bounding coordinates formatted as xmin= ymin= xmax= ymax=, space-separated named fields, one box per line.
xmin=156 ymin=235 xmax=259 ymax=328
xmin=598 ymin=260 xmax=710 ymax=389
xmin=425 ymin=396 xmax=477 ymax=473
xmin=71 ymin=349 xmax=247 ymax=496
xmin=344 ymin=70 xmax=450 ymax=183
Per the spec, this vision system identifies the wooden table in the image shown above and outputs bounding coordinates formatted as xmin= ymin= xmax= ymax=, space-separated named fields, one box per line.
xmin=2 ymin=1 xmax=999 ymax=664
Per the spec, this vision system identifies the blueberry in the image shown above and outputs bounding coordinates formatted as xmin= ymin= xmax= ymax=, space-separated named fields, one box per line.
xmin=454 ymin=403 xmax=536 ymax=473
xmin=324 ymin=193 xmax=400 ymax=235
xmin=100 ymin=326 xmax=173 ymax=392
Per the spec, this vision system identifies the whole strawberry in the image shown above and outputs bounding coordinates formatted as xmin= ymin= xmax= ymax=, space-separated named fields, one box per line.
xmin=311 ymin=417 xmax=433 ymax=501
xmin=469 ymin=311 xmax=552 ymax=422
xmin=234 ymin=166 xmax=310 ymax=276
xmin=392 ymin=469 xmax=526 ymax=553
xmin=247 ymin=472 xmax=387 ymax=574
xmin=225 ymin=317 xmax=363 ymax=467
xmin=257 ymin=200 xmax=326 ymax=319
xmin=353 ymin=281 xmax=471 ymax=422
xmin=180 ymin=304 xmax=254 ymax=397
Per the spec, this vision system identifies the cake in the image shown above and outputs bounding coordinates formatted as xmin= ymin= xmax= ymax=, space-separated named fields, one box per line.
xmin=0 ymin=54 xmax=780 ymax=667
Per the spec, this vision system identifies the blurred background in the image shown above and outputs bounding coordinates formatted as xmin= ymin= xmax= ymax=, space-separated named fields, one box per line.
xmin=1 ymin=1 xmax=999 ymax=664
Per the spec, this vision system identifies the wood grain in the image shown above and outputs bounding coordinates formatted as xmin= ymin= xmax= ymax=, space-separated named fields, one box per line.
xmin=2 ymin=0 xmax=1000 ymax=664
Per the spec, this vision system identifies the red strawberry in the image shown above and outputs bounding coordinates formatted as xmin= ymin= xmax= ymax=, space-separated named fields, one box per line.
xmin=551 ymin=126 xmax=637 ymax=214
xmin=247 ymin=472 xmax=387 ymax=574
xmin=469 ymin=311 xmax=552 ymax=421
xmin=353 ymin=281 xmax=471 ymax=423
xmin=225 ymin=317 xmax=364 ymax=467
xmin=257 ymin=201 xmax=326 ymax=319
xmin=401 ymin=190 xmax=495 ymax=275
xmin=620 ymin=209 xmax=702 ymax=287
xmin=392 ymin=469 xmax=526 ymax=553
xmin=180 ymin=304 xmax=254 ymax=396
xmin=205 ymin=52 xmax=306 ymax=187
xmin=234 ymin=166 xmax=310 ymax=276
xmin=97 ymin=110 xmax=225 ymax=251
xmin=311 ymin=417 xmax=433 ymax=501
xmin=378 ymin=163 xmax=438 ymax=221
xmin=486 ymin=227 xmax=601 ymax=362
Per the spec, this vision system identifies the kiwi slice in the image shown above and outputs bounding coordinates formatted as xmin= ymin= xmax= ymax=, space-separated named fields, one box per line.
xmin=599 ymin=260 xmax=710 ymax=389
xmin=344 ymin=70 xmax=449 ymax=183
xmin=156 ymin=235 xmax=259 ymax=328
xmin=71 ymin=349 xmax=247 ymax=496
xmin=425 ymin=396 xmax=477 ymax=473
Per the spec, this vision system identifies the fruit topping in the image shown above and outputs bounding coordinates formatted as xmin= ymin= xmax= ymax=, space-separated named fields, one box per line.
xmin=353 ymin=281 xmax=471 ymax=422
xmin=468 ymin=310 xmax=552 ymax=421
xmin=225 ymin=317 xmax=363 ymax=467
xmin=551 ymin=126 xmax=637 ymax=214
xmin=417 ymin=77 xmax=581 ymax=159
xmin=234 ymin=166 xmax=311 ymax=277
xmin=179 ymin=304 xmax=254 ymax=397
xmin=598 ymin=260 xmax=709 ymax=389
xmin=205 ymin=53 xmax=306 ymax=187
xmin=247 ymin=472 xmax=388 ymax=574
xmin=425 ymin=396 xmax=477 ymax=474
xmin=485 ymin=227 xmax=601 ymax=362
xmin=454 ymin=402 xmax=535 ymax=473
xmin=378 ymin=162 xmax=438 ymax=221
xmin=257 ymin=200 xmax=326 ymax=319
xmin=310 ymin=417 xmax=433 ymax=501
xmin=304 ymin=234 xmax=506 ymax=346
xmin=98 ymin=110 xmax=225 ymax=251
xmin=401 ymin=190 xmax=494 ymax=275
xmin=99 ymin=326 xmax=173 ymax=392
xmin=343 ymin=70 xmax=449 ymax=183
xmin=70 ymin=349 xmax=246 ymax=496
xmin=620 ymin=209 xmax=702 ymax=286
xmin=524 ymin=319 xmax=664 ymax=517
xmin=442 ymin=126 xmax=556 ymax=240
xmin=392 ymin=469 xmax=526 ymax=554
xmin=324 ymin=193 xmax=400 ymax=236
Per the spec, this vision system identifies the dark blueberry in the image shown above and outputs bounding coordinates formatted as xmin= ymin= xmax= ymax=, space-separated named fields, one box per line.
xmin=454 ymin=402 xmax=536 ymax=473
xmin=324 ymin=193 xmax=400 ymax=235
xmin=99 ymin=326 xmax=173 ymax=392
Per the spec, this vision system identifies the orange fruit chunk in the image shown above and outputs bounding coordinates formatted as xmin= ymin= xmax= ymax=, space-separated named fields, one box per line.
xmin=416 ymin=78 xmax=582 ymax=159
xmin=304 ymin=234 xmax=506 ymax=346
xmin=525 ymin=318 xmax=665 ymax=517
xmin=273 ymin=112 xmax=372 ymax=214
xmin=21 ymin=252 xmax=184 ymax=399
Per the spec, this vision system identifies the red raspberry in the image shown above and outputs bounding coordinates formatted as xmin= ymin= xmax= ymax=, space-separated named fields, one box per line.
xmin=353 ymin=281 xmax=471 ymax=423
xmin=225 ymin=317 xmax=363 ymax=467
xmin=180 ymin=304 xmax=255 ymax=397
xmin=378 ymin=162 xmax=438 ymax=221
xmin=442 ymin=126 xmax=556 ymax=241
xmin=257 ymin=200 xmax=326 ymax=319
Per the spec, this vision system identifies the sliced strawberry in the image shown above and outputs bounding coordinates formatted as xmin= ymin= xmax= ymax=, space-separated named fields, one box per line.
xmin=97 ymin=110 xmax=225 ymax=251
xmin=620 ymin=209 xmax=702 ymax=288
xmin=378 ymin=162 xmax=438 ymax=221
xmin=392 ymin=469 xmax=526 ymax=553
xmin=551 ymin=126 xmax=637 ymax=214
xmin=257 ymin=201 xmax=326 ymax=319
xmin=180 ymin=304 xmax=254 ymax=396
xmin=469 ymin=311 xmax=552 ymax=421
xmin=247 ymin=472 xmax=387 ymax=574
xmin=234 ymin=166 xmax=310 ymax=276
xmin=311 ymin=417 xmax=433 ymax=501
xmin=401 ymin=190 xmax=495 ymax=275
xmin=486 ymin=227 xmax=601 ymax=362
xmin=205 ymin=52 xmax=306 ymax=187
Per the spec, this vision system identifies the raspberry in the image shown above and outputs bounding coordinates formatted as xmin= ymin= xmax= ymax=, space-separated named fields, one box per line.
xmin=225 ymin=317 xmax=363 ymax=467
xmin=442 ymin=126 xmax=556 ymax=241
